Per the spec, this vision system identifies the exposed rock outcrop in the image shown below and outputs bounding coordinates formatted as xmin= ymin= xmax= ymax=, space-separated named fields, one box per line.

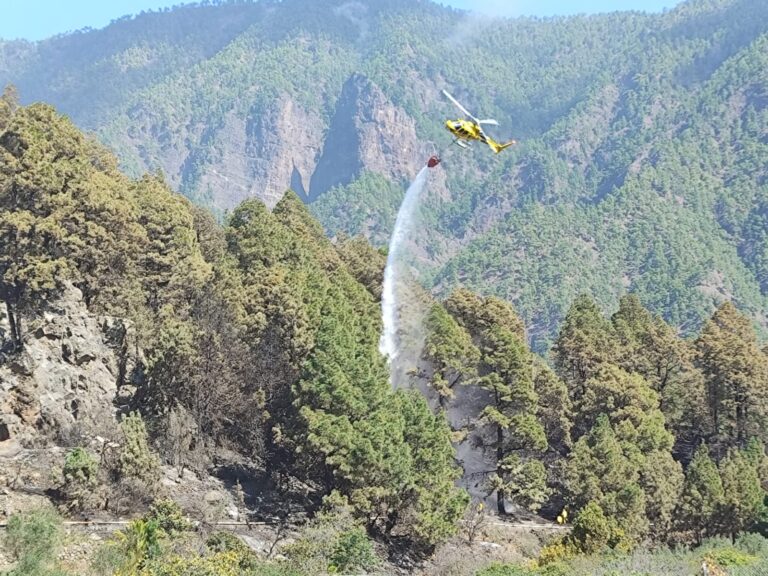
xmin=195 ymin=74 xmax=427 ymax=209
xmin=109 ymin=73 xmax=430 ymax=212
xmin=309 ymin=73 xmax=425 ymax=201
xmin=196 ymin=97 xmax=326 ymax=211
xmin=0 ymin=284 xmax=135 ymax=446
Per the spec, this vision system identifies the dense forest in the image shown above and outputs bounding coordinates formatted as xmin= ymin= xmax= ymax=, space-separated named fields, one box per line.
xmin=1 ymin=87 xmax=768 ymax=574
xmin=2 ymin=0 xmax=768 ymax=351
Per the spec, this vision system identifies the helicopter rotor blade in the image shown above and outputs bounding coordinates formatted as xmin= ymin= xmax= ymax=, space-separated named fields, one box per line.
xmin=478 ymin=119 xmax=499 ymax=126
xmin=442 ymin=89 xmax=479 ymax=123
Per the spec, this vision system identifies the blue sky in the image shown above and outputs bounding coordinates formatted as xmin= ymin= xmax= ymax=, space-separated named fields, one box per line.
xmin=0 ymin=0 xmax=681 ymax=41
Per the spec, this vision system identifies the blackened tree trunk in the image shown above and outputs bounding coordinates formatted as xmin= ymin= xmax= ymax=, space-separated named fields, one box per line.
xmin=496 ymin=423 xmax=505 ymax=515
xmin=4 ymin=299 xmax=22 ymax=351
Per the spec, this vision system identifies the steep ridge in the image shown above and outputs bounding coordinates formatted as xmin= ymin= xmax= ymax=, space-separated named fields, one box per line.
xmin=310 ymin=73 xmax=425 ymax=201
xmin=2 ymin=0 xmax=768 ymax=346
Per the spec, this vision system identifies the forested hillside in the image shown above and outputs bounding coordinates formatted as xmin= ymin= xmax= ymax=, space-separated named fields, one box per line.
xmin=1 ymin=94 xmax=768 ymax=575
xmin=2 ymin=0 xmax=768 ymax=348
xmin=0 ymin=92 xmax=473 ymax=573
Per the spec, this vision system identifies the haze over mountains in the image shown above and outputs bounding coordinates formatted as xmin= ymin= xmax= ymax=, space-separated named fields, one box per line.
xmin=2 ymin=0 xmax=768 ymax=348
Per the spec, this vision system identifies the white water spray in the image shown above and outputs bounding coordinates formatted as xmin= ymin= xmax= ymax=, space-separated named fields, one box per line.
xmin=380 ymin=167 xmax=430 ymax=385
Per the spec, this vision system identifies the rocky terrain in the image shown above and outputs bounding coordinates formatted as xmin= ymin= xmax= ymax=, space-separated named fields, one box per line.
xmin=0 ymin=283 xmax=133 ymax=447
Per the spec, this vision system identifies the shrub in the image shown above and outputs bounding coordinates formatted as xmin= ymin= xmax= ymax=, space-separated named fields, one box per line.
xmin=146 ymin=499 xmax=192 ymax=536
xmin=476 ymin=564 xmax=539 ymax=576
xmin=137 ymin=551 xmax=301 ymax=576
xmin=329 ymin=526 xmax=378 ymax=574
xmin=3 ymin=508 xmax=67 ymax=575
xmin=538 ymin=539 xmax=578 ymax=566
xmin=704 ymin=547 xmax=756 ymax=568
xmin=283 ymin=494 xmax=381 ymax=575
xmin=63 ymin=447 xmax=98 ymax=484
xmin=206 ymin=531 xmax=251 ymax=555
xmin=569 ymin=501 xmax=632 ymax=554
xmin=61 ymin=447 xmax=99 ymax=511
xmin=118 ymin=411 xmax=161 ymax=487
xmin=538 ymin=562 xmax=570 ymax=576
xmin=90 ymin=542 xmax=131 ymax=576
xmin=112 ymin=518 xmax=165 ymax=574
xmin=734 ymin=532 xmax=768 ymax=556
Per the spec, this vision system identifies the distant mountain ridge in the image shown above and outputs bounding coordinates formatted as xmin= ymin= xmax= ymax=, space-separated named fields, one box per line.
xmin=2 ymin=0 xmax=768 ymax=348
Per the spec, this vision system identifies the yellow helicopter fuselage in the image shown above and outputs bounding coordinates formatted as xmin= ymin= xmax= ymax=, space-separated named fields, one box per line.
xmin=445 ymin=119 xmax=484 ymax=143
xmin=444 ymin=119 xmax=516 ymax=153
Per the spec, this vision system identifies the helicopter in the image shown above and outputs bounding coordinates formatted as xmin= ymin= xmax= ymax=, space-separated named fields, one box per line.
xmin=426 ymin=89 xmax=517 ymax=168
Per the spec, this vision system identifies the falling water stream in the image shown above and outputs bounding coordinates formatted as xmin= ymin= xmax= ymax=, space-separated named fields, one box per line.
xmin=379 ymin=163 xmax=496 ymax=504
xmin=379 ymin=166 xmax=430 ymax=386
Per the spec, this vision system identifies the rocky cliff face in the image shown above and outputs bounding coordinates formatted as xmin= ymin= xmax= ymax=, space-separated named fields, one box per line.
xmin=194 ymin=73 xmax=428 ymax=210
xmin=0 ymin=284 xmax=134 ymax=446
xmin=309 ymin=73 xmax=425 ymax=201
xmin=115 ymin=73 xmax=426 ymax=212
xmin=193 ymin=96 xmax=326 ymax=211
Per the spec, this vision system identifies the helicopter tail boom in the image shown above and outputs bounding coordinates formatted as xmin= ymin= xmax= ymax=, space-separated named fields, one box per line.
xmin=487 ymin=138 xmax=517 ymax=153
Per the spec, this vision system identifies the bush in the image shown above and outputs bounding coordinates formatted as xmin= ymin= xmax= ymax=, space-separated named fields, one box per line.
xmin=90 ymin=542 xmax=131 ymax=576
xmin=206 ymin=531 xmax=251 ymax=555
xmin=61 ymin=447 xmax=99 ymax=511
xmin=137 ymin=551 xmax=301 ymax=576
xmin=146 ymin=499 xmax=192 ymax=536
xmin=112 ymin=518 xmax=165 ymax=574
xmin=283 ymin=495 xmax=381 ymax=575
xmin=538 ymin=539 xmax=577 ymax=566
xmin=63 ymin=447 xmax=98 ymax=484
xmin=329 ymin=526 xmax=378 ymax=574
xmin=118 ymin=412 xmax=161 ymax=487
xmin=538 ymin=563 xmax=570 ymax=576
xmin=704 ymin=547 xmax=756 ymax=568
xmin=568 ymin=501 xmax=634 ymax=554
xmin=476 ymin=564 xmax=539 ymax=576
xmin=734 ymin=532 xmax=768 ymax=556
xmin=3 ymin=508 xmax=68 ymax=575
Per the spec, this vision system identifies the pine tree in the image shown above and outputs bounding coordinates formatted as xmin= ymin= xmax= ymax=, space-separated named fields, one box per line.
xmin=0 ymin=104 xmax=76 ymax=347
xmin=422 ymin=303 xmax=480 ymax=402
xmin=398 ymin=391 xmax=469 ymax=547
xmin=577 ymin=364 xmax=674 ymax=454
xmin=564 ymin=413 xmax=660 ymax=547
xmin=119 ymin=412 xmax=161 ymax=489
xmin=611 ymin=295 xmax=708 ymax=459
xmin=444 ymin=288 xmax=526 ymax=341
xmin=448 ymin=293 xmax=548 ymax=514
xmin=696 ymin=302 xmax=768 ymax=455
xmin=744 ymin=437 xmax=768 ymax=491
xmin=553 ymin=295 xmax=618 ymax=402
xmin=435 ymin=290 xmax=571 ymax=515
xmin=226 ymin=194 xmax=465 ymax=548
xmin=133 ymin=173 xmax=211 ymax=317
xmin=678 ymin=444 xmax=723 ymax=544
xmin=533 ymin=358 xmax=572 ymax=455
xmin=718 ymin=448 xmax=766 ymax=542
xmin=564 ymin=415 xmax=636 ymax=511
xmin=639 ymin=450 xmax=684 ymax=541
xmin=334 ymin=234 xmax=386 ymax=300
xmin=0 ymin=85 xmax=19 ymax=132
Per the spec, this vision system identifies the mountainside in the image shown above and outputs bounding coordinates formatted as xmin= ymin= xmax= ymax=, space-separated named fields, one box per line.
xmin=3 ymin=0 xmax=768 ymax=347
xmin=2 ymin=93 xmax=768 ymax=576
xmin=0 ymin=97 xmax=467 ymax=568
